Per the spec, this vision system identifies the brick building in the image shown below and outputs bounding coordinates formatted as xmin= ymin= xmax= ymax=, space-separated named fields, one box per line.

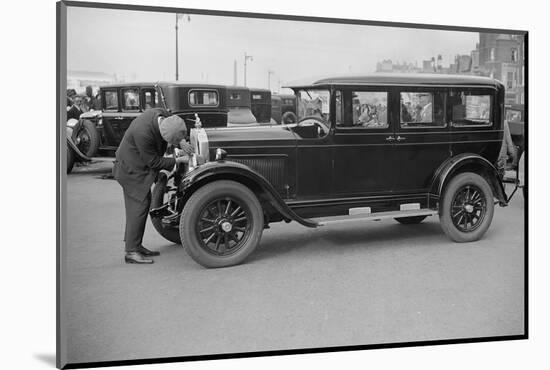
xmin=475 ymin=33 xmax=525 ymax=104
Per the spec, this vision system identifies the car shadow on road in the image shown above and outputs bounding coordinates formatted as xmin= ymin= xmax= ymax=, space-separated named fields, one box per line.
xmin=249 ymin=220 xmax=446 ymax=264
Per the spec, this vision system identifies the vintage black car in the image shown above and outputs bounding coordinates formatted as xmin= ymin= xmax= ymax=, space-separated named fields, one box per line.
xmin=280 ymin=93 xmax=297 ymax=123
xmin=150 ymin=73 xmax=520 ymax=268
xmin=249 ymin=88 xmax=273 ymax=124
xmin=72 ymin=82 xmax=229 ymax=157
xmin=226 ymin=86 xmax=257 ymax=126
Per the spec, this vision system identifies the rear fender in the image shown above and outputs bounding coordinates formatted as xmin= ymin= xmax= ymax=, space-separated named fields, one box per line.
xmin=180 ymin=161 xmax=317 ymax=227
xmin=430 ymin=153 xmax=507 ymax=206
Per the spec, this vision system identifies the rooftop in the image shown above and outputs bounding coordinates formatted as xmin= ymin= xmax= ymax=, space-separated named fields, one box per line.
xmin=284 ymin=73 xmax=501 ymax=88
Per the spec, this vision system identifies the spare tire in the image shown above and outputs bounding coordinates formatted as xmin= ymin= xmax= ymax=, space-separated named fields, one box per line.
xmin=282 ymin=111 xmax=297 ymax=124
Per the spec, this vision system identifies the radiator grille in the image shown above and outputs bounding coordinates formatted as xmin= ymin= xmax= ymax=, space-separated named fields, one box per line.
xmin=229 ymin=157 xmax=287 ymax=192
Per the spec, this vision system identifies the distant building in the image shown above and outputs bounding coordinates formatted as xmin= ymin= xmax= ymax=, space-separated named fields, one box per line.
xmin=374 ymin=32 xmax=525 ymax=105
xmin=475 ymin=33 xmax=524 ymax=104
xmin=375 ymin=59 xmax=421 ymax=73
xmin=67 ymin=70 xmax=118 ymax=94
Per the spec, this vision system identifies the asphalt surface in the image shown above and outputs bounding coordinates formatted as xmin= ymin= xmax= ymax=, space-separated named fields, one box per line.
xmin=64 ymin=161 xmax=525 ymax=364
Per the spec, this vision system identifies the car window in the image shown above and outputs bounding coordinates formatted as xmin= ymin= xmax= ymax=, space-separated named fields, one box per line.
xmin=505 ymin=109 xmax=522 ymax=123
xmin=143 ymin=89 xmax=158 ymax=110
xmin=122 ymin=88 xmax=140 ymax=111
xmin=400 ymin=92 xmax=445 ymax=128
xmin=448 ymin=91 xmax=492 ymax=127
xmin=296 ymin=89 xmax=330 ymax=123
xmin=104 ymin=90 xmax=118 ymax=111
xmin=189 ymin=90 xmax=219 ymax=106
xmin=351 ymin=91 xmax=388 ymax=129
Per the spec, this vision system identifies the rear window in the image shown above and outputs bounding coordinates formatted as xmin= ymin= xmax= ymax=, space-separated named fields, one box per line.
xmin=448 ymin=91 xmax=492 ymax=127
xmin=189 ymin=90 xmax=219 ymax=106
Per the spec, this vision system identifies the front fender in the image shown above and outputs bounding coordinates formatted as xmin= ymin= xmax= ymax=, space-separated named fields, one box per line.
xmin=180 ymin=161 xmax=318 ymax=227
xmin=430 ymin=153 xmax=507 ymax=205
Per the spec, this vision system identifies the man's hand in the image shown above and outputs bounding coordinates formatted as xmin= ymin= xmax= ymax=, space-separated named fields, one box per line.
xmin=179 ymin=139 xmax=195 ymax=155
xmin=175 ymin=155 xmax=189 ymax=164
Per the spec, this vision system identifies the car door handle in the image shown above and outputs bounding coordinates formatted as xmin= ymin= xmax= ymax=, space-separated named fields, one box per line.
xmin=385 ymin=136 xmax=395 ymax=142
xmin=396 ymin=136 xmax=407 ymax=141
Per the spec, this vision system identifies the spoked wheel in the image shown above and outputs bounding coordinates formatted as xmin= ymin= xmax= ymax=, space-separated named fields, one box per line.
xmin=181 ymin=180 xmax=264 ymax=268
xmin=150 ymin=175 xmax=181 ymax=244
xmin=440 ymin=172 xmax=494 ymax=242
xmin=74 ymin=120 xmax=99 ymax=157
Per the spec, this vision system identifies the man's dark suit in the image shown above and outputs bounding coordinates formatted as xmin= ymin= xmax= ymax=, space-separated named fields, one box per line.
xmin=113 ymin=108 xmax=176 ymax=253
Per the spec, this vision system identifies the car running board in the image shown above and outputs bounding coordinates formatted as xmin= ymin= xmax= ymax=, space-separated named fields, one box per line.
xmin=312 ymin=209 xmax=438 ymax=227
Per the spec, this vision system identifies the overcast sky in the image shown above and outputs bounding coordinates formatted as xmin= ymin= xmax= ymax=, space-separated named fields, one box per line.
xmin=67 ymin=6 xmax=480 ymax=92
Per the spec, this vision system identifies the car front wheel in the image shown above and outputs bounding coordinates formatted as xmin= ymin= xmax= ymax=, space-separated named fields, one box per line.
xmin=439 ymin=172 xmax=494 ymax=242
xmin=180 ymin=180 xmax=264 ymax=268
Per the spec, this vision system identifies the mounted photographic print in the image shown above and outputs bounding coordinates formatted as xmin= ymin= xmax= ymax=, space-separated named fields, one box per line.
xmin=57 ymin=1 xmax=527 ymax=368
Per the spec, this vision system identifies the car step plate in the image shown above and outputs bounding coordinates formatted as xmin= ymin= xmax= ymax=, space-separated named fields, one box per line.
xmin=313 ymin=209 xmax=438 ymax=227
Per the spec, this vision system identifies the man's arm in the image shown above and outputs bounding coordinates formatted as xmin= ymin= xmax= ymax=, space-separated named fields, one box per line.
xmin=133 ymin=132 xmax=176 ymax=171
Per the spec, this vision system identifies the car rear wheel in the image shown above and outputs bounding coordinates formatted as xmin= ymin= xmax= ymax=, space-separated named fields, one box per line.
xmin=395 ymin=216 xmax=427 ymax=224
xmin=439 ymin=172 xmax=494 ymax=242
xmin=74 ymin=119 xmax=99 ymax=157
xmin=150 ymin=175 xmax=181 ymax=244
xmin=180 ymin=180 xmax=264 ymax=268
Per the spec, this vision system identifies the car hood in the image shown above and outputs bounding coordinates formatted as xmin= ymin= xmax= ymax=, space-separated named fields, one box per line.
xmin=204 ymin=125 xmax=297 ymax=148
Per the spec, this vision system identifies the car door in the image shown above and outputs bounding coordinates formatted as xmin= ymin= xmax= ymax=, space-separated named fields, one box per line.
xmin=392 ymin=87 xmax=451 ymax=193
xmin=99 ymin=88 xmax=122 ymax=151
xmin=332 ymin=88 xmax=395 ymax=196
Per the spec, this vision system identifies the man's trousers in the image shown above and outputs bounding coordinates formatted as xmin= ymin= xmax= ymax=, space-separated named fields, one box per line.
xmin=123 ymin=189 xmax=151 ymax=253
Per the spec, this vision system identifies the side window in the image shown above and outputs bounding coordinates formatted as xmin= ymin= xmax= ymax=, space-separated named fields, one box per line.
xmin=142 ymin=90 xmax=158 ymax=110
xmin=122 ymin=88 xmax=140 ymax=111
xmin=104 ymin=90 xmax=119 ymax=111
xmin=448 ymin=91 xmax=492 ymax=127
xmin=189 ymin=90 xmax=219 ymax=106
xmin=400 ymin=92 xmax=445 ymax=128
xmin=346 ymin=91 xmax=388 ymax=129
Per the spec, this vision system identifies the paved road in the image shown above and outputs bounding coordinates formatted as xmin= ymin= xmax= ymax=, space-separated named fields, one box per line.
xmin=64 ymin=162 xmax=525 ymax=364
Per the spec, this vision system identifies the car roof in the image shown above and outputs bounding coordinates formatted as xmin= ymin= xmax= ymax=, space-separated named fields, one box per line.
xmin=99 ymin=82 xmax=227 ymax=89
xmin=284 ymin=73 xmax=502 ymax=88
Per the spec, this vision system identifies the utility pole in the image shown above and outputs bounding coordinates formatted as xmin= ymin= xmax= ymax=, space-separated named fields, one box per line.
xmin=175 ymin=13 xmax=190 ymax=81
xmin=267 ymin=69 xmax=274 ymax=90
xmin=233 ymin=60 xmax=238 ymax=86
xmin=244 ymin=52 xmax=253 ymax=87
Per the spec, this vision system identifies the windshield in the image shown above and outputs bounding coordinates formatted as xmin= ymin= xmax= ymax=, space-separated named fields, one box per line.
xmin=296 ymin=89 xmax=330 ymax=123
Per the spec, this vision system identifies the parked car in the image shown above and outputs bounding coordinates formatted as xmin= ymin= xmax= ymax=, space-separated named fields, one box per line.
xmin=270 ymin=95 xmax=282 ymax=124
xmin=279 ymin=94 xmax=297 ymax=124
xmin=249 ymin=88 xmax=274 ymax=124
xmin=226 ymin=86 xmax=257 ymax=126
xmin=71 ymin=82 xmax=229 ymax=157
xmin=149 ymin=73 xmax=518 ymax=268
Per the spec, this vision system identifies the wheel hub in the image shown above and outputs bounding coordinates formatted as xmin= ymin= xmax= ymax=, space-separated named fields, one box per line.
xmin=464 ymin=204 xmax=474 ymax=213
xmin=220 ymin=220 xmax=233 ymax=233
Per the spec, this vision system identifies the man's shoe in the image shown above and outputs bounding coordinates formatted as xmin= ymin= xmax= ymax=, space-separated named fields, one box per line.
xmin=125 ymin=252 xmax=154 ymax=264
xmin=138 ymin=246 xmax=160 ymax=257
